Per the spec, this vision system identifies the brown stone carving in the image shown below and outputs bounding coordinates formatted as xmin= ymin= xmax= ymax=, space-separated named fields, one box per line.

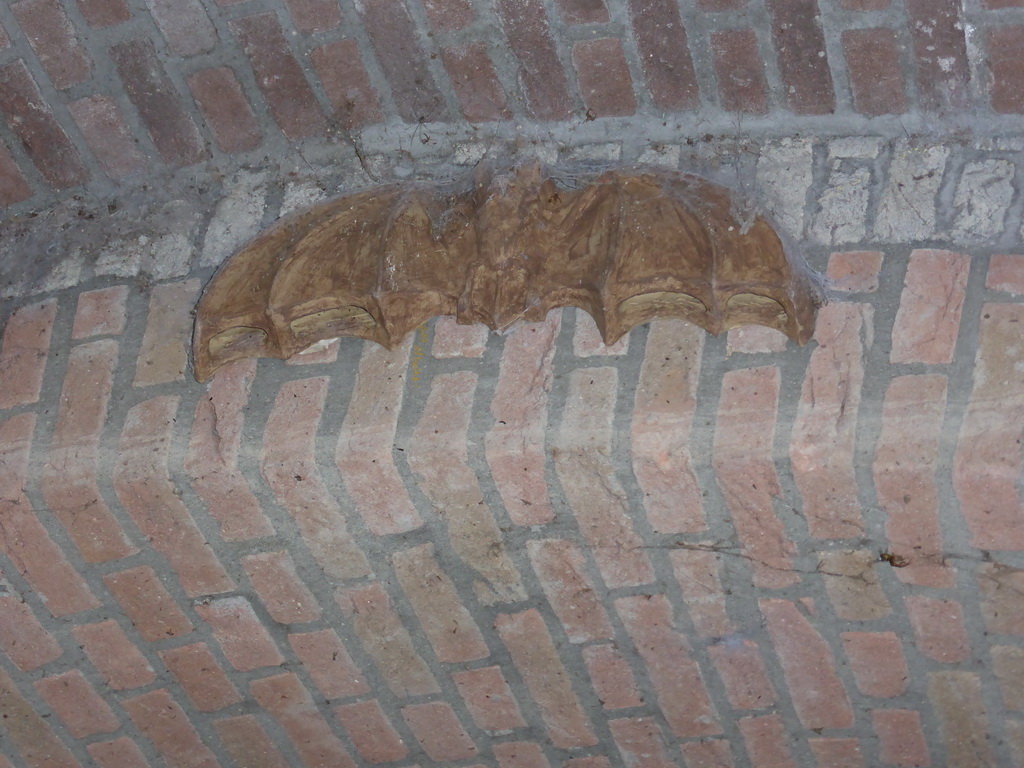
xmin=192 ymin=161 xmax=823 ymax=381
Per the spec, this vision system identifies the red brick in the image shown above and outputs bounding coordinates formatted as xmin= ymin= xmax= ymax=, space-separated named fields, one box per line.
xmin=766 ymin=0 xmax=836 ymax=114
xmin=86 ymin=738 xmax=150 ymax=768
xmin=356 ymin=0 xmax=447 ymax=123
xmin=987 ymin=254 xmax=1024 ymax=294
xmin=34 ymin=669 xmax=119 ymax=738
xmin=0 ymin=666 xmax=82 ymax=768
xmin=0 ymin=413 xmax=99 ymax=616
xmin=196 ymin=596 xmax=284 ymax=671
xmin=708 ymin=638 xmax=776 ymax=710
xmin=713 ymin=366 xmax=798 ymax=588
xmin=213 ymin=715 xmax=289 ymax=768
xmin=494 ymin=742 xmax=552 ymax=768
xmin=608 ymin=717 xmax=674 ymax=767
xmin=979 ymin=564 xmax=1024 ymax=635
xmin=739 ymin=715 xmax=798 ymax=768
xmin=993 ymin=646 xmax=1024 ymax=711
xmin=906 ymin=0 xmax=970 ymax=112
xmin=554 ymin=367 xmax=655 ymax=588
xmin=791 ymin=303 xmax=871 ymax=539
xmin=0 ymin=597 xmax=62 ymax=671
xmin=392 ymin=542 xmax=489 ymax=662
xmin=712 ymin=29 xmax=769 ymax=114
xmin=159 ymin=643 xmax=241 ymax=712
xmin=760 ymin=599 xmax=854 ymax=729
xmin=872 ymin=709 xmax=930 ymax=767
xmin=135 ymin=280 xmax=200 ymax=385
xmin=679 ymin=739 xmax=736 ymax=768
xmin=123 ymin=689 xmax=219 ymax=768
xmin=906 ymin=596 xmax=970 ymax=663
xmin=808 ymin=739 xmax=865 ymax=768
xmin=75 ymin=0 xmax=131 ymax=27
xmin=573 ymin=38 xmax=637 ymax=117
xmin=668 ymin=548 xmax=733 ymax=638
xmin=841 ymin=632 xmax=909 ymax=699
xmin=423 ymin=0 xmax=475 ymax=30
xmin=497 ymin=0 xmax=574 ymax=119
xmin=288 ymin=629 xmax=369 ymax=700
xmin=115 ymin=396 xmax=234 ymax=596
xmin=263 ymin=377 xmax=371 ymax=578
xmin=453 ymin=665 xmax=529 ymax=731
xmin=144 ymin=0 xmax=217 ymax=55
xmin=311 ymin=40 xmax=384 ymax=131
xmin=0 ymin=299 xmax=56 ymax=409
xmin=335 ymin=699 xmax=408 ymax=763
xmin=441 ymin=43 xmax=513 ymax=123
xmin=1009 ymin=721 xmax=1024 ymax=768
xmin=336 ymin=340 xmax=420 ymax=535
xmin=818 ymin=549 xmax=892 ymax=620
xmin=827 ymin=251 xmax=884 ymax=292
xmin=574 ymin=310 xmax=629 ymax=357
xmin=12 ymin=0 xmax=91 ymax=89
xmin=527 ymin=539 xmax=614 ymax=643
xmin=229 ymin=14 xmax=326 ymax=139
xmin=284 ymin=0 xmax=341 ymax=34
xmin=0 ymin=141 xmax=32 ymax=206
xmin=410 ymin=370 xmax=527 ymax=603
xmin=242 ymin=550 xmax=320 ymax=625
xmin=0 ymin=22 xmax=8 ymax=47
xmin=43 ymin=340 xmax=136 ymax=563
xmin=495 ymin=608 xmax=598 ymax=748
xmin=874 ymin=374 xmax=952 ymax=587
xmin=110 ymin=39 xmax=207 ymax=166
xmin=403 ymin=701 xmax=478 ymax=762
xmin=616 ymin=594 xmax=721 ymax=738
xmin=928 ymin=672 xmax=995 ymax=767
xmin=69 ymin=94 xmax=146 ymax=178
xmin=627 ymin=0 xmax=700 ymax=110
xmin=726 ymin=325 xmax=789 ymax=354
xmin=187 ymin=359 xmax=274 ymax=541
xmin=73 ymin=620 xmax=156 ymax=689
xmin=103 ymin=566 xmax=194 ymax=641
xmin=557 ymin=0 xmax=609 ymax=23
xmin=337 ymin=582 xmax=440 ymax=697
xmin=954 ymin=304 xmax=1024 ymax=549
xmin=632 ymin=319 xmax=705 ymax=533
xmin=990 ymin=26 xmax=1024 ymax=113
xmin=582 ymin=643 xmax=643 ymax=710
xmin=432 ymin=316 xmax=488 ymax=357
xmin=892 ymin=249 xmax=970 ymax=364
xmin=486 ymin=314 xmax=560 ymax=526
xmin=844 ymin=28 xmax=907 ymax=116
xmin=0 ymin=60 xmax=89 ymax=187
xmin=188 ymin=67 xmax=263 ymax=153
xmin=251 ymin=673 xmax=356 ymax=768
xmin=72 ymin=285 xmax=129 ymax=338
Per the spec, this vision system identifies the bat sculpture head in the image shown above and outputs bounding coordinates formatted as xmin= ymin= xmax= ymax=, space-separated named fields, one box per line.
xmin=192 ymin=161 xmax=823 ymax=381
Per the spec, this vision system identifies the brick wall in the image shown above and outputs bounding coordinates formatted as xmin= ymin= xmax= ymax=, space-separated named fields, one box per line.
xmin=1 ymin=0 xmax=1023 ymax=212
xmin=2 ymin=245 xmax=1024 ymax=767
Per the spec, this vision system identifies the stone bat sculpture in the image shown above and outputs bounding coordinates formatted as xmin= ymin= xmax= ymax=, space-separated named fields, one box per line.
xmin=192 ymin=161 xmax=823 ymax=381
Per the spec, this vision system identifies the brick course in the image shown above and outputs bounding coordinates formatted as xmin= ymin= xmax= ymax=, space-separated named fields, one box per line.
xmin=0 ymin=0 xmax=1016 ymax=211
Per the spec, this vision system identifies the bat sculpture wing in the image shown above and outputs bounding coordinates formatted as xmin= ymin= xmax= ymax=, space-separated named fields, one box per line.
xmin=192 ymin=161 xmax=823 ymax=381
